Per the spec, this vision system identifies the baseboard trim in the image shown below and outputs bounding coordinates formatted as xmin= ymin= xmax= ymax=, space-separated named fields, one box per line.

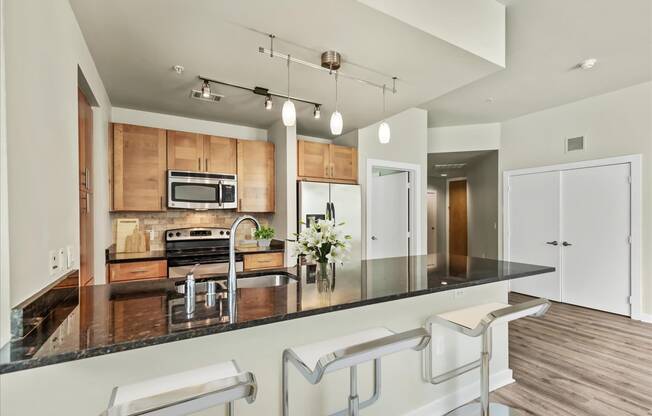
xmin=404 ymin=369 xmax=515 ymax=416
xmin=640 ymin=313 xmax=652 ymax=323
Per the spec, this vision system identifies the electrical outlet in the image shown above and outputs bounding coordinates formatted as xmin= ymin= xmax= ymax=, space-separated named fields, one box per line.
xmin=66 ymin=246 xmax=74 ymax=269
xmin=49 ymin=250 xmax=60 ymax=275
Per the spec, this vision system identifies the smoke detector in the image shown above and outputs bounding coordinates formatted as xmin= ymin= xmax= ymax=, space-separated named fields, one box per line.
xmin=579 ymin=58 xmax=597 ymax=70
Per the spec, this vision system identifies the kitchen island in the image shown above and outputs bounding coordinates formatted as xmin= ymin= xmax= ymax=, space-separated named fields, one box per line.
xmin=0 ymin=255 xmax=552 ymax=415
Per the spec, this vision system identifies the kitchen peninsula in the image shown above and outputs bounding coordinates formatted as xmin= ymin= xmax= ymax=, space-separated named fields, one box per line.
xmin=0 ymin=255 xmax=552 ymax=415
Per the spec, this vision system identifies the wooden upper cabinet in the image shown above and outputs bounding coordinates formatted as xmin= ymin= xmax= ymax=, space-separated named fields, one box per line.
xmin=297 ymin=139 xmax=358 ymax=183
xmin=330 ymin=144 xmax=357 ymax=181
xmin=297 ymin=140 xmax=330 ymax=179
xmin=112 ymin=123 xmax=167 ymax=211
xmin=204 ymin=136 xmax=237 ymax=174
xmin=237 ymin=140 xmax=275 ymax=213
xmin=167 ymin=130 xmax=204 ymax=172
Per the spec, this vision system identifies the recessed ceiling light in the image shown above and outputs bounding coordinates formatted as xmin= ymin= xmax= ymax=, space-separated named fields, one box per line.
xmin=440 ymin=173 xmax=448 ymax=177
xmin=173 ymin=65 xmax=185 ymax=74
xmin=579 ymin=58 xmax=597 ymax=70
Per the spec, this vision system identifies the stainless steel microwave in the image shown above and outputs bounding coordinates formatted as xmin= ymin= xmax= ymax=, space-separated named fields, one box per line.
xmin=167 ymin=170 xmax=237 ymax=210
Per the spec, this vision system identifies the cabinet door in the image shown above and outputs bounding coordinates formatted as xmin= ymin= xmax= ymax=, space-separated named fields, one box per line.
xmin=297 ymin=140 xmax=330 ymax=179
xmin=167 ymin=130 xmax=204 ymax=172
xmin=237 ymin=140 xmax=275 ymax=212
xmin=330 ymin=144 xmax=357 ymax=181
xmin=113 ymin=124 xmax=167 ymax=211
xmin=204 ymin=136 xmax=237 ymax=174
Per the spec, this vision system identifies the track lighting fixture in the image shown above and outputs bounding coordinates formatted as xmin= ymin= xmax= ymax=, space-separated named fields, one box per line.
xmin=378 ymin=84 xmax=391 ymax=144
xmin=201 ymin=80 xmax=211 ymax=99
xmin=264 ymin=95 xmax=273 ymax=110
xmin=313 ymin=105 xmax=321 ymax=119
xmin=282 ymin=55 xmax=296 ymax=126
xmin=330 ymin=73 xmax=343 ymax=135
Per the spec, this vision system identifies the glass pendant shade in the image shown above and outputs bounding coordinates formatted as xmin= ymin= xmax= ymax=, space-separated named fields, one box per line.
xmin=330 ymin=111 xmax=343 ymax=135
xmin=282 ymin=100 xmax=296 ymax=126
xmin=378 ymin=121 xmax=391 ymax=144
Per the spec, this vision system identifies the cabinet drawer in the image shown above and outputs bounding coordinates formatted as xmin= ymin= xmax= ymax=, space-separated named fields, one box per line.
xmin=243 ymin=253 xmax=284 ymax=271
xmin=109 ymin=260 xmax=167 ymax=282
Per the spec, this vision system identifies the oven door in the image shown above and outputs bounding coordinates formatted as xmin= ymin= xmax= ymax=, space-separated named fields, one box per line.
xmin=168 ymin=261 xmax=243 ymax=278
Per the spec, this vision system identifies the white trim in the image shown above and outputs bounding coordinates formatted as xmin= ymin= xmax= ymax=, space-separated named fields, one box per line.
xmin=0 ymin=0 xmax=10 ymax=346
xmin=640 ymin=313 xmax=652 ymax=324
xmin=366 ymin=158 xmax=422 ymax=259
xmin=405 ymin=369 xmax=514 ymax=416
xmin=445 ymin=177 xmax=468 ymax=264
xmin=503 ymin=154 xmax=643 ymax=320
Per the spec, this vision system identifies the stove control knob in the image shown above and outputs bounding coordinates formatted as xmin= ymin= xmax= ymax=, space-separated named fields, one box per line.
xmin=226 ymin=231 xmax=230 ymax=236
xmin=219 ymin=230 xmax=225 ymax=236
xmin=175 ymin=232 xmax=181 ymax=237
xmin=168 ymin=232 xmax=173 ymax=238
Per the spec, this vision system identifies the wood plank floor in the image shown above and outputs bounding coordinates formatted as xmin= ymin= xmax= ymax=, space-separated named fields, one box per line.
xmin=491 ymin=293 xmax=652 ymax=416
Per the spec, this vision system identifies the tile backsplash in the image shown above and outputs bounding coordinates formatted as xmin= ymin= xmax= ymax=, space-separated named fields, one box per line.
xmin=111 ymin=211 xmax=272 ymax=251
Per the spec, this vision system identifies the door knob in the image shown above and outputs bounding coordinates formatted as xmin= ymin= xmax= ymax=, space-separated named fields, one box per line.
xmin=545 ymin=241 xmax=558 ymax=246
xmin=562 ymin=241 xmax=572 ymax=247
xmin=371 ymin=236 xmax=378 ymax=240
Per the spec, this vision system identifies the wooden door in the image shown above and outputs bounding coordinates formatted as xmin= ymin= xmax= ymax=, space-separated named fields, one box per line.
xmin=330 ymin=144 xmax=357 ymax=182
xmin=448 ymin=180 xmax=468 ymax=256
xmin=167 ymin=130 xmax=204 ymax=172
xmin=78 ymin=90 xmax=94 ymax=286
xmin=113 ymin=124 xmax=167 ymax=211
xmin=204 ymin=136 xmax=237 ymax=174
xmin=297 ymin=140 xmax=330 ymax=179
xmin=237 ymin=140 xmax=275 ymax=212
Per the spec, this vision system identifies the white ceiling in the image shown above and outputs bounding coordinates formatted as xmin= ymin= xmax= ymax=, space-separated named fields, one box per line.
xmin=423 ymin=0 xmax=652 ymax=126
xmin=69 ymin=0 xmax=501 ymax=138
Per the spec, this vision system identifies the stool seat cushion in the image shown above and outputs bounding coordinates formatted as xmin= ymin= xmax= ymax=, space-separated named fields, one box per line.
xmin=289 ymin=327 xmax=425 ymax=375
xmin=438 ymin=303 xmax=509 ymax=329
xmin=109 ymin=360 xmax=248 ymax=416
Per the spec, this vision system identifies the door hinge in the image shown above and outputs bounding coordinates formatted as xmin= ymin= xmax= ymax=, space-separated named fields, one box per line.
xmin=627 ymin=235 xmax=632 ymax=244
xmin=628 ymin=295 xmax=633 ymax=305
xmin=627 ymin=176 xmax=632 ymax=184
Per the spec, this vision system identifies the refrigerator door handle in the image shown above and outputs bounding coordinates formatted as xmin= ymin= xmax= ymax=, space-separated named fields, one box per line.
xmin=330 ymin=202 xmax=336 ymax=222
xmin=326 ymin=202 xmax=332 ymax=220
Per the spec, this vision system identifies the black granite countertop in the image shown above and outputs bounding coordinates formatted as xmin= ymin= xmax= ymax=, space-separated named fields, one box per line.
xmin=105 ymin=239 xmax=286 ymax=264
xmin=0 ymin=255 xmax=553 ymax=374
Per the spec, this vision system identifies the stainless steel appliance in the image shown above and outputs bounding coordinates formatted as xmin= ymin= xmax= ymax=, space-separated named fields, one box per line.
xmin=166 ymin=227 xmax=243 ymax=278
xmin=297 ymin=181 xmax=361 ymax=261
xmin=167 ymin=170 xmax=237 ymax=210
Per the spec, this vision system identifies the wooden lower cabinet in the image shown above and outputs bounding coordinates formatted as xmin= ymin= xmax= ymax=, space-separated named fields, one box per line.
xmin=237 ymin=140 xmax=275 ymax=212
xmin=243 ymin=252 xmax=284 ymax=271
xmin=108 ymin=260 xmax=167 ymax=283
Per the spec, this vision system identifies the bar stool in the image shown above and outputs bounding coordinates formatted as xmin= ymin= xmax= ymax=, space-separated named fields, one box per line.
xmin=282 ymin=327 xmax=430 ymax=416
xmin=425 ymin=298 xmax=550 ymax=416
xmin=102 ymin=360 xmax=257 ymax=416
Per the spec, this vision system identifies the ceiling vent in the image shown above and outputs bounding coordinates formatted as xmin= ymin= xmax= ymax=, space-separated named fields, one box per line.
xmin=190 ymin=89 xmax=224 ymax=103
xmin=565 ymin=136 xmax=585 ymax=152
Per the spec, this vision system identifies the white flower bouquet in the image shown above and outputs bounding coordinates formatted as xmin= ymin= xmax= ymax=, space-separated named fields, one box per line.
xmin=293 ymin=219 xmax=352 ymax=265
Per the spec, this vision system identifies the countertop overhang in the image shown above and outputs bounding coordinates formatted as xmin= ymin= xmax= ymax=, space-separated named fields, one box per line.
xmin=0 ymin=255 xmax=554 ymax=374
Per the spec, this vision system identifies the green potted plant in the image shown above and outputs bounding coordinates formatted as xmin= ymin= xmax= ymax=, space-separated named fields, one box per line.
xmin=254 ymin=225 xmax=275 ymax=248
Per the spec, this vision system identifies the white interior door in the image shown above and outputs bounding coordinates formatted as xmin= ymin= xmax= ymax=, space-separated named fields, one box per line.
xmin=560 ymin=164 xmax=631 ymax=315
xmin=507 ymin=171 xmax=561 ymax=301
xmin=427 ymin=192 xmax=437 ymax=266
xmin=369 ymin=172 xmax=409 ymax=259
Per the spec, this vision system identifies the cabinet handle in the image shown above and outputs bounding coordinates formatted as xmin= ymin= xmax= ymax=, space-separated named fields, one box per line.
xmin=198 ymin=157 xmax=201 ymax=170
xmin=238 ymin=198 xmax=242 ymax=211
xmin=129 ymin=269 xmax=148 ymax=274
xmin=325 ymin=165 xmax=329 ymax=177
xmin=546 ymin=241 xmax=558 ymax=246
xmin=562 ymin=241 xmax=572 ymax=247
xmin=331 ymin=164 xmax=334 ymax=177
xmin=160 ymin=196 xmax=163 ymax=210
xmin=205 ymin=158 xmax=208 ymax=172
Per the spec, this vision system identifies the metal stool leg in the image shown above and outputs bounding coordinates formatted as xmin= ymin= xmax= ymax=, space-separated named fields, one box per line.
xmin=480 ymin=329 xmax=491 ymax=416
xmin=282 ymin=351 xmax=290 ymax=416
xmin=348 ymin=366 xmax=360 ymax=416
xmin=226 ymin=401 xmax=234 ymax=416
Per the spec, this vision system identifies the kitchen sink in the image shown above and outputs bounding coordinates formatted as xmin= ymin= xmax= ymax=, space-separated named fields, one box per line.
xmin=175 ymin=272 xmax=297 ymax=294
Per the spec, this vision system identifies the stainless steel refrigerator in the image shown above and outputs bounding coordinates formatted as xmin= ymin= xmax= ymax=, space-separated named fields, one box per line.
xmin=297 ymin=181 xmax=361 ymax=261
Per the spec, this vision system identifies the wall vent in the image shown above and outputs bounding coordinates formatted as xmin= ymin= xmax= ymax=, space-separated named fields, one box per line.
xmin=189 ymin=89 xmax=225 ymax=103
xmin=565 ymin=136 xmax=585 ymax=152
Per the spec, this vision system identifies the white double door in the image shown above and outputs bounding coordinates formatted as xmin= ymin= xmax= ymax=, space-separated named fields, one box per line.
xmin=507 ymin=163 xmax=631 ymax=315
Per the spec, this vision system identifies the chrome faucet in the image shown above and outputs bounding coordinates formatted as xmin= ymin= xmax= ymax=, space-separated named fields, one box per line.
xmin=228 ymin=215 xmax=260 ymax=320
xmin=185 ymin=263 xmax=200 ymax=315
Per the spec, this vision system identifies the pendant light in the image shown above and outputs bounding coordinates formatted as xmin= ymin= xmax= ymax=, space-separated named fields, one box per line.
xmin=330 ymin=72 xmax=343 ymax=135
xmin=378 ymin=84 xmax=391 ymax=144
xmin=282 ymin=55 xmax=296 ymax=126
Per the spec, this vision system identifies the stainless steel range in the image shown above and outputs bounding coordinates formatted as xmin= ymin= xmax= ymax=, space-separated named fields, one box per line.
xmin=166 ymin=227 xmax=243 ymax=278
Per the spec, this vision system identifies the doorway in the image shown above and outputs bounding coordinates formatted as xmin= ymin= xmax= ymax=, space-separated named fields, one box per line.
xmin=78 ymin=89 xmax=94 ymax=286
xmin=427 ymin=192 xmax=437 ymax=266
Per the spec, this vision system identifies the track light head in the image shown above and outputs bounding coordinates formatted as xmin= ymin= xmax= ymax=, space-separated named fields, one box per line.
xmin=201 ymin=80 xmax=211 ymax=99
xmin=313 ymin=105 xmax=321 ymax=119
xmin=264 ymin=95 xmax=273 ymax=110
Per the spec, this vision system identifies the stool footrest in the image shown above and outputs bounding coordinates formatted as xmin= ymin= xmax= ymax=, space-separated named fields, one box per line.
xmin=445 ymin=401 xmax=519 ymax=416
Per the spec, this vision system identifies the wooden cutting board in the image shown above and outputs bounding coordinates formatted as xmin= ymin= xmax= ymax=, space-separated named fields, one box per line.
xmin=124 ymin=229 xmax=149 ymax=253
xmin=116 ymin=219 xmax=141 ymax=253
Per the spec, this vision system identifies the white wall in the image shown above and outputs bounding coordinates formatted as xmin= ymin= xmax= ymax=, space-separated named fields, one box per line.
xmin=500 ymin=81 xmax=652 ymax=315
xmin=357 ymin=108 xmax=429 ymax=258
xmin=4 ymin=0 xmax=111 ymax=307
xmin=467 ymin=151 xmax=498 ymax=259
xmin=268 ymin=121 xmax=297 ymax=265
xmin=357 ymin=0 xmax=506 ymax=67
xmin=111 ymin=107 xmax=268 ymax=141
xmin=428 ymin=123 xmax=501 ymax=153
xmin=0 ymin=0 xmax=10 ymax=345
